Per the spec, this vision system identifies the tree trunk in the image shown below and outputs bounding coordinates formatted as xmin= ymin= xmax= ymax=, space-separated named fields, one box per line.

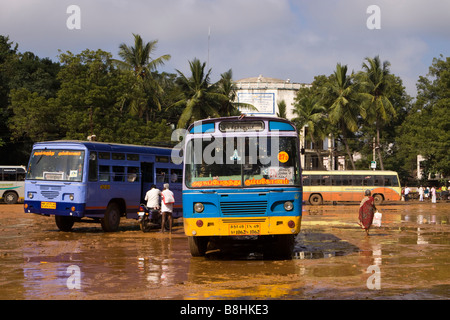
xmin=376 ymin=119 xmax=384 ymax=170
xmin=340 ymin=123 xmax=356 ymax=170
xmin=309 ymin=131 xmax=324 ymax=170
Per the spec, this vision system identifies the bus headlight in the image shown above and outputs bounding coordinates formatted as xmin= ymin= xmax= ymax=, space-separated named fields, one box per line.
xmin=194 ymin=202 xmax=204 ymax=213
xmin=69 ymin=194 xmax=74 ymax=201
xmin=28 ymin=192 xmax=33 ymax=199
xmin=284 ymin=201 xmax=293 ymax=211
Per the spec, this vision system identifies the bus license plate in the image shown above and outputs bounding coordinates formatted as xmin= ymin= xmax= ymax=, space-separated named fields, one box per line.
xmin=41 ymin=202 xmax=56 ymax=209
xmin=229 ymin=223 xmax=261 ymax=236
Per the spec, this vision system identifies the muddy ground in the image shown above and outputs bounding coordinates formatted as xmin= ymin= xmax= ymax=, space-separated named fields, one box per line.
xmin=0 ymin=201 xmax=449 ymax=300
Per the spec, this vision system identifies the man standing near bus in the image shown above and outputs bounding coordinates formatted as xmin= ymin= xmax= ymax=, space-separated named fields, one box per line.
xmin=145 ymin=184 xmax=161 ymax=211
xmin=161 ymin=183 xmax=175 ymax=233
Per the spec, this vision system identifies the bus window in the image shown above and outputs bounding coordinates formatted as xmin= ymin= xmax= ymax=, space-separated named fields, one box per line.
xmin=342 ymin=175 xmax=351 ymax=186
xmin=17 ymin=168 xmax=25 ymax=181
xmin=99 ymin=165 xmax=110 ymax=181
xmin=384 ymin=176 xmax=392 ymax=186
xmin=331 ymin=175 xmax=342 ymax=186
xmin=374 ymin=175 xmax=383 ymax=186
xmin=99 ymin=152 xmax=110 ymax=160
xmin=27 ymin=150 xmax=85 ymax=182
xmin=112 ymin=166 xmax=125 ymax=182
xmin=2 ymin=168 xmax=16 ymax=181
xmin=385 ymin=175 xmax=399 ymax=187
xmin=353 ymin=176 xmax=363 ymax=186
xmin=112 ymin=153 xmax=125 ymax=161
xmin=311 ymin=175 xmax=321 ymax=186
xmin=156 ymin=168 xmax=168 ymax=182
xmin=127 ymin=167 xmax=139 ymax=182
xmin=156 ymin=156 xmax=169 ymax=163
xmin=127 ymin=154 xmax=139 ymax=161
xmin=302 ymin=175 xmax=310 ymax=186
xmin=170 ymin=169 xmax=182 ymax=183
xmin=88 ymin=152 xmax=98 ymax=182
xmin=363 ymin=175 xmax=373 ymax=186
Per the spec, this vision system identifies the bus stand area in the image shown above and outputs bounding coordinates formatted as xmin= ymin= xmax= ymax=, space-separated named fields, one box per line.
xmin=1 ymin=200 xmax=449 ymax=300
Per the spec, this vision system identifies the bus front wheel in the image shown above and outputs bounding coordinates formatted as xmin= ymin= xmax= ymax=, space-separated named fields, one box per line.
xmin=309 ymin=194 xmax=323 ymax=205
xmin=101 ymin=203 xmax=121 ymax=232
xmin=373 ymin=194 xmax=384 ymax=205
xmin=4 ymin=191 xmax=18 ymax=204
xmin=55 ymin=215 xmax=75 ymax=232
xmin=188 ymin=236 xmax=208 ymax=257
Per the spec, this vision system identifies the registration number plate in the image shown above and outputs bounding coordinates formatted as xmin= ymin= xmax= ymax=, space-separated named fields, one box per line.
xmin=228 ymin=223 xmax=261 ymax=236
xmin=41 ymin=202 xmax=56 ymax=209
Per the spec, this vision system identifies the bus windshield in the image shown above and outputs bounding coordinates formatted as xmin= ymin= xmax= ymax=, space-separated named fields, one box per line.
xmin=26 ymin=149 xmax=85 ymax=182
xmin=185 ymin=136 xmax=300 ymax=188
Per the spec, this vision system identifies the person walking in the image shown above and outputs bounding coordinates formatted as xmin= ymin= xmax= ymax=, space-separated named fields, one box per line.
xmin=358 ymin=189 xmax=377 ymax=236
xmin=431 ymin=186 xmax=437 ymax=203
xmin=161 ymin=183 xmax=175 ymax=233
xmin=418 ymin=186 xmax=424 ymax=202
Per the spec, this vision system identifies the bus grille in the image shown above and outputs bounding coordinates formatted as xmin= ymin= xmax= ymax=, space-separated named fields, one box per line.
xmin=220 ymin=201 xmax=267 ymax=215
xmin=41 ymin=191 xmax=59 ymax=199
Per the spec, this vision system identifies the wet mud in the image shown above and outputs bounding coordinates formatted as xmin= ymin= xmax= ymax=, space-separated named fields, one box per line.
xmin=0 ymin=201 xmax=449 ymax=300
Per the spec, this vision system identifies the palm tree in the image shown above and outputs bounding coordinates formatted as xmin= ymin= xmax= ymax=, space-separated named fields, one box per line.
xmin=215 ymin=69 xmax=257 ymax=116
xmin=293 ymin=93 xmax=327 ymax=169
xmin=277 ymin=100 xmax=287 ymax=119
xmin=323 ymin=63 xmax=366 ymax=170
xmin=116 ymin=34 xmax=171 ymax=120
xmin=173 ymin=58 xmax=228 ymax=128
xmin=360 ymin=56 xmax=395 ymax=170
xmin=117 ymin=33 xmax=171 ymax=78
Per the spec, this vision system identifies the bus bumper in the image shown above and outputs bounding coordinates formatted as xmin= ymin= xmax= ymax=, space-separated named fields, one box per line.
xmin=24 ymin=201 xmax=85 ymax=218
xmin=184 ymin=216 xmax=301 ymax=237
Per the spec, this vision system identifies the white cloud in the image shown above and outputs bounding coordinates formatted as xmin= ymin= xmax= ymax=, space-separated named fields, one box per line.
xmin=0 ymin=0 xmax=448 ymax=96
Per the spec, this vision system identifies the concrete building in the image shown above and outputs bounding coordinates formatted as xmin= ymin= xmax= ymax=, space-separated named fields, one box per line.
xmin=234 ymin=75 xmax=308 ymax=119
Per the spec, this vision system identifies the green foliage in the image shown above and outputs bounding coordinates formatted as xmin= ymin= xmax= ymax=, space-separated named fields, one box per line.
xmin=397 ymin=55 xmax=450 ymax=177
xmin=0 ymin=33 xmax=448 ymax=182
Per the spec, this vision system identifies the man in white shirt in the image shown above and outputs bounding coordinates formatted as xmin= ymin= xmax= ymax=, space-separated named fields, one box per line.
xmin=144 ymin=184 xmax=161 ymax=210
xmin=404 ymin=186 xmax=411 ymax=202
xmin=161 ymin=183 xmax=175 ymax=233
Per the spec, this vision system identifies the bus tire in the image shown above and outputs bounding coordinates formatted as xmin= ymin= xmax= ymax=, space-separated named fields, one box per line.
xmin=3 ymin=191 xmax=18 ymax=204
xmin=276 ymin=234 xmax=295 ymax=259
xmin=55 ymin=215 xmax=75 ymax=232
xmin=373 ymin=194 xmax=384 ymax=205
xmin=188 ymin=236 xmax=208 ymax=257
xmin=309 ymin=194 xmax=323 ymax=205
xmin=101 ymin=203 xmax=121 ymax=232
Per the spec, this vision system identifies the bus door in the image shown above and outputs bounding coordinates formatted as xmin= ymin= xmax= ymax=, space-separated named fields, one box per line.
xmin=140 ymin=162 xmax=154 ymax=203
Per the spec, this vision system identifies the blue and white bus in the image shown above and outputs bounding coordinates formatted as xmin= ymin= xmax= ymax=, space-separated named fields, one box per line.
xmin=24 ymin=141 xmax=182 ymax=232
xmin=182 ymin=116 xmax=302 ymax=257
xmin=0 ymin=165 xmax=26 ymax=204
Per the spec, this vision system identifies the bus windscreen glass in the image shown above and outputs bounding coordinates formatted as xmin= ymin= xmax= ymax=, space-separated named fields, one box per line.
xmin=26 ymin=150 xmax=85 ymax=182
xmin=185 ymin=136 xmax=300 ymax=188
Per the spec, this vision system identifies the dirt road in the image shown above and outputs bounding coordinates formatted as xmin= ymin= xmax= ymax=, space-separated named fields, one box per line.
xmin=0 ymin=201 xmax=449 ymax=300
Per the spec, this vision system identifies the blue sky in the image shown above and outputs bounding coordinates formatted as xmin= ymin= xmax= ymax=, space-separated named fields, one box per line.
xmin=1 ymin=0 xmax=449 ymax=97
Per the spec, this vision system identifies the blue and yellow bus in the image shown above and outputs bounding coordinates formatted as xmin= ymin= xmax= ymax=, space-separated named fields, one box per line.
xmin=182 ymin=116 xmax=302 ymax=257
xmin=24 ymin=141 xmax=182 ymax=232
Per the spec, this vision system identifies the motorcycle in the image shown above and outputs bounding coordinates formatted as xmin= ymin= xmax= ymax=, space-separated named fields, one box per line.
xmin=137 ymin=204 xmax=170 ymax=232
xmin=137 ymin=204 xmax=161 ymax=232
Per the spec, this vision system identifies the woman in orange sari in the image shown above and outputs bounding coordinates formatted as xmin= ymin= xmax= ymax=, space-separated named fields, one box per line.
xmin=358 ymin=190 xmax=377 ymax=236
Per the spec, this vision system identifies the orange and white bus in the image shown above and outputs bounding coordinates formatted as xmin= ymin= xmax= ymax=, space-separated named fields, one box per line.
xmin=302 ymin=170 xmax=401 ymax=205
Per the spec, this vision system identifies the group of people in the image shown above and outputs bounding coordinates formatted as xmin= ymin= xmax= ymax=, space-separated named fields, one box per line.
xmin=417 ymin=185 xmax=448 ymax=203
xmin=144 ymin=183 xmax=175 ymax=233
